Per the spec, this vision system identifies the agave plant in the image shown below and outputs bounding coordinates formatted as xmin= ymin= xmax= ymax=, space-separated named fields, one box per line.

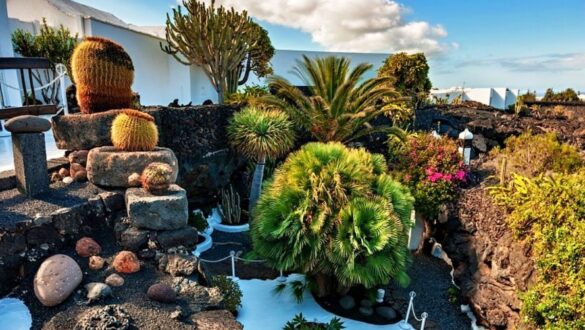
xmin=252 ymin=142 xmax=413 ymax=298
xmin=262 ymin=55 xmax=406 ymax=143
xmin=227 ymin=106 xmax=295 ymax=214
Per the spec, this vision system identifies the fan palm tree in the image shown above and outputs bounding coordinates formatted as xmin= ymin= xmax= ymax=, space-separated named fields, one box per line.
xmin=262 ymin=55 xmax=406 ymax=143
xmin=227 ymin=107 xmax=295 ymax=214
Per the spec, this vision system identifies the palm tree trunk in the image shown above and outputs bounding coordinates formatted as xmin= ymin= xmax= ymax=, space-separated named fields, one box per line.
xmin=248 ymin=154 xmax=266 ymax=217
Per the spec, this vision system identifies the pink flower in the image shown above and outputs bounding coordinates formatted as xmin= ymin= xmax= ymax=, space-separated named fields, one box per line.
xmin=429 ymin=172 xmax=443 ymax=183
xmin=455 ymin=170 xmax=466 ymax=181
xmin=425 ymin=167 xmax=435 ymax=176
xmin=443 ymin=174 xmax=453 ymax=182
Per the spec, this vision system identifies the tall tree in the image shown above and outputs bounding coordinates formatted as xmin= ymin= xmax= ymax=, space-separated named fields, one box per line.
xmin=161 ymin=0 xmax=258 ymax=104
xmin=377 ymin=52 xmax=432 ymax=110
xmin=226 ymin=22 xmax=274 ymax=95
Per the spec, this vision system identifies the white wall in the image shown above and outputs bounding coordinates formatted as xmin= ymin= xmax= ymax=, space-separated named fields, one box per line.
xmin=0 ymin=0 xmax=21 ymax=107
xmin=464 ymin=88 xmax=492 ymax=106
xmin=85 ymin=18 xmax=191 ymax=106
xmin=247 ymin=49 xmax=388 ymax=87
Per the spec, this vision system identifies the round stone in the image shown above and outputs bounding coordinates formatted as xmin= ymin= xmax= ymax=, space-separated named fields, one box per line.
xmin=5 ymin=115 xmax=51 ymax=133
xmin=86 ymin=282 xmax=112 ymax=301
xmin=34 ymin=254 xmax=83 ymax=306
xmin=105 ymin=273 xmax=125 ymax=287
xmin=75 ymin=237 xmax=102 ymax=257
xmin=112 ymin=251 xmax=140 ymax=273
xmin=89 ymin=256 xmax=105 ymax=270
xmin=147 ymin=283 xmax=176 ymax=303
xmin=339 ymin=295 xmax=356 ymax=310
xmin=375 ymin=306 xmax=398 ymax=320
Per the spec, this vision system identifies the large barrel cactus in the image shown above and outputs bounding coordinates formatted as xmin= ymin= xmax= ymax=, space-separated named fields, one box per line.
xmin=71 ymin=37 xmax=134 ymax=114
xmin=252 ymin=142 xmax=414 ymax=298
xmin=111 ymin=109 xmax=158 ymax=151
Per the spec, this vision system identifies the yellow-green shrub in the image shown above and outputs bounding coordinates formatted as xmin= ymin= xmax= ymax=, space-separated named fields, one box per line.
xmin=490 ymin=132 xmax=583 ymax=182
xmin=490 ymin=172 xmax=585 ymax=328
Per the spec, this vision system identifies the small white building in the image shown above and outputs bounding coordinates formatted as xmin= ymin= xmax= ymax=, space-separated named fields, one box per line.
xmin=430 ymin=87 xmax=520 ymax=110
xmin=1 ymin=0 xmax=388 ymax=107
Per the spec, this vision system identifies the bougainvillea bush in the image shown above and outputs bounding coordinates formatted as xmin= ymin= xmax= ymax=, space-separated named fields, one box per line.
xmin=388 ymin=132 xmax=467 ymax=220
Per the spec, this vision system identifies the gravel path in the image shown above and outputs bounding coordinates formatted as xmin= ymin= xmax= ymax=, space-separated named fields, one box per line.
xmin=391 ymin=253 xmax=471 ymax=330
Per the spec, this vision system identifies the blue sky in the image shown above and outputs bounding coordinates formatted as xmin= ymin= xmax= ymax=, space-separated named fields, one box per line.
xmin=76 ymin=0 xmax=585 ymax=93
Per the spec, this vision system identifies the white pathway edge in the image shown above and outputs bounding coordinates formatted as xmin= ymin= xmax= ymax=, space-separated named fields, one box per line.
xmin=237 ymin=274 xmax=413 ymax=330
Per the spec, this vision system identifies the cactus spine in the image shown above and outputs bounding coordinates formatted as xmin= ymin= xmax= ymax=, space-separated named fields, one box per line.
xmin=111 ymin=109 xmax=158 ymax=151
xmin=141 ymin=162 xmax=174 ymax=194
xmin=72 ymin=36 xmax=134 ymax=113
xmin=218 ymin=185 xmax=241 ymax=224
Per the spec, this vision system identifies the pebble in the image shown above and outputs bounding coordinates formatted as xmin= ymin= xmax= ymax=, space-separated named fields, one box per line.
xmin=376 ymin=306 xmax=398 ymax=320
xmin=170 ymin=309 xmax=182 ymax=320
xmin=63 ymin=176 xmax=74 ymax=184
xmin=127 ymin=172 xmax=141 ymax=187
xmin=359 ymin=306 xmax=374 ymax=317
xmin=89 ymin=256 xmax=105 ymax=270
xmin=86 ymin=282 xmax=112 ymax=302
xmin=75 ymin=237 xmax=102 ymax=257
xmin=58 ymin=168 xmax=69 ymax=178
xmin=105 ymin=273 xmax=125 ymax=287
xmin=339 ymin=295 xmax=356 ymax=310
xmin=147 ymin=283 xmax=177 ymax=303
xmin=112 ymin=251 xmax=141 ymax=273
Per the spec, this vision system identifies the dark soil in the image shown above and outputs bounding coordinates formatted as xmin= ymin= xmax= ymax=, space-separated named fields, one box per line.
xmin=0 ymin=181 xmax=108 ymax=228
xmin=7 ymin=222 xmax=206 ymax=330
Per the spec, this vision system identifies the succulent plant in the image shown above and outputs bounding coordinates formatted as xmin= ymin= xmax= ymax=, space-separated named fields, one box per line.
xmin=71 ymin=36 xmax=134 ymax=114
xmin=218 ymin=185 xmax=242 ymax=225
xmin=141 ymin=162 xmax=174 ymax=194
xmin=111 ymin=109 xmax=159 ymax=151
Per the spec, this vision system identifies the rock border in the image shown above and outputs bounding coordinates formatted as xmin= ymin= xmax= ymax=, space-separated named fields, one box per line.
xmin=0 ymin=190 xmax=125 ymax=296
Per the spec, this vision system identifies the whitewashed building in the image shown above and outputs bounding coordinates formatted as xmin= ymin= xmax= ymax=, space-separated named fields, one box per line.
xmin=1 ymin=0 xmax=388 ymax=107
xmin=430 ymin=87 xmax=520 ymax=110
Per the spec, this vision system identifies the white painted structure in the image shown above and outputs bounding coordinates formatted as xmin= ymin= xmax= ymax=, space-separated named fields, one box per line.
xmin=430 ymin=87 xmax=520 ymax=110
xmin=2 ymin=0 xmax=388 ymax=107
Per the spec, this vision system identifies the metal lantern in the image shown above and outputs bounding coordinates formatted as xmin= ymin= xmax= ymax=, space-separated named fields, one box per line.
xmin=458 ymin=128 xmax=473 ymax=165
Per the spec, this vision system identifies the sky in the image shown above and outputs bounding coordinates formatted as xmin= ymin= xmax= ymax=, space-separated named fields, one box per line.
xmin=75 ymin=0 xmax=585 ymax=93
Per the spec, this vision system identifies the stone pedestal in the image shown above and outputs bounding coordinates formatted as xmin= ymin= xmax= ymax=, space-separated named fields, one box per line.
xmin=87 ymin=146 xmax=178 ymax=188
xmin=12 ymin=133 xmax=49 ymax=196
xmin=125 ymin=184 xmax=188 ymax=230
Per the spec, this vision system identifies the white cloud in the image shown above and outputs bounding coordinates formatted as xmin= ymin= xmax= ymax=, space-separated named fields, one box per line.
xmin=195 ymin=0 xmax=450 ymax=55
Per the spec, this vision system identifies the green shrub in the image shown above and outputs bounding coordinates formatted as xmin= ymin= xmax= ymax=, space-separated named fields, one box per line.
xmin=388 ymin=133 xmax=467 ymax=219
xmin=263 ymin=55 xmax=405 ymax=143
xmin=211 ymin=275 xmax=242 ymax=314
xmin=490 ymin=132 xmax=583 ymax=183
xmin=283 ymin=313 xmax=345 ymax=330
xmin=490 ymin=172 xmax=585 ymax=328
xmin=189 ymin=209 xmax=209 ymax=232
xmin=252 ymin=142 xmax=413 ymax=299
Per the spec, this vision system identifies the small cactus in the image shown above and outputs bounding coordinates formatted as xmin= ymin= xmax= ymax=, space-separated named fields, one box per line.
xmin=218 ymin=185 xmax=242 ymax=224
xmin=111 ymin=109 xmax=159 ymax=151
xmin=141 ymin=162 xmax=174 ymax=194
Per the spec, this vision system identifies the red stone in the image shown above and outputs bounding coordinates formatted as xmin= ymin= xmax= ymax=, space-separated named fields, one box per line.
xmin=112 ymin=251 xmax=140 ymax=273
xmin=75 ymin=237 xmax=102 ymax=257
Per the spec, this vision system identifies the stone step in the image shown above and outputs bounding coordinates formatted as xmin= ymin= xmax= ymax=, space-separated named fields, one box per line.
xmin=125 ymin=184 xmax=188 ymax=230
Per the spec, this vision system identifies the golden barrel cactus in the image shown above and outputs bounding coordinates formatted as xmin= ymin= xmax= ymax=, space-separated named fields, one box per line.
xmin=111 ymin=109 xmax=159 ymax=151
xmin=71 ymin=37 xmax=134 ymax=114
xmin=141 ymin=162 xmax=174 ymax=194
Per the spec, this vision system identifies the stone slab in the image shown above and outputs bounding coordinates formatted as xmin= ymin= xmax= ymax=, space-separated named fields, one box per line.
xmin=126 ymin=184 xmax=188 ymax=230
xmin=87 ymin=146 xmax=178 ymax=188
xmin=51 ymin=110 xmax=122 ymax=150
